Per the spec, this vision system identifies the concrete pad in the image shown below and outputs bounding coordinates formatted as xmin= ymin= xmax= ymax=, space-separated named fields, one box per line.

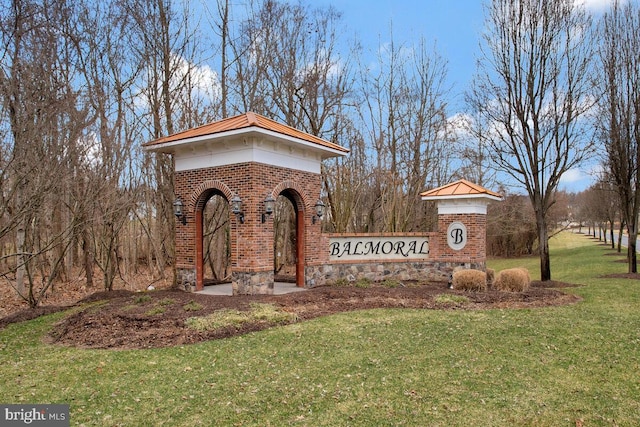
xmin=196 ymin=282 xmax=307 ymax=296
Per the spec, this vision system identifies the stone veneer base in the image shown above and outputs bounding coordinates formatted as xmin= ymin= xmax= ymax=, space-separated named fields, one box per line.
xmin=232 ymin=270 xmax=275 ymax=295
xmin=176 ymin=268 xmax=197 ymax=292
xmin=306 ymin=261 xmax=486 ymax=287
xmin=180 ymin=262 xmax=486 ymax=293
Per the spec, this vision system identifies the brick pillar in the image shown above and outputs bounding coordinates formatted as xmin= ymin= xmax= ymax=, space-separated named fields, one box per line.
xmin=231 ymin=180 xmax=275 ymax=295
xmin=437 ymin=213 xmax=486 ymax=265
xmin=435 ymin=199 xmax=490 ymax=274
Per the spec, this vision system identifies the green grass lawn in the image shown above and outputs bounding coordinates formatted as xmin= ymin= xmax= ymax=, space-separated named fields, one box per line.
xmin=1 ymin=231 xmax=639 ymax=426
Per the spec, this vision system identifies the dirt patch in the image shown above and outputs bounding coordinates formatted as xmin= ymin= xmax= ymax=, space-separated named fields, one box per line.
xmin=7 ymin=280 xmax=580 ymax=350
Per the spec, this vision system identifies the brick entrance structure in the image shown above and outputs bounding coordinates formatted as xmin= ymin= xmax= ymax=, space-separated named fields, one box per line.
xmin=304 ymin=179 xmax=502 ymax=286
xmin=143 ymin=112 xmax=348 ymax=294
xmin=144 ymin=113 xmax=502 ymax=294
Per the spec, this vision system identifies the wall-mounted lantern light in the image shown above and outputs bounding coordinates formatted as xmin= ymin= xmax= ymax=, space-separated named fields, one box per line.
xmin=262 ymin=194 xmax=275 ymax=223
xmin=230 ymin=195 xmax=244 ymax=224
xmin=312 ymin=199 xmax=325 ymax=224
xmin=173 ymin=197 xmax=187 ymax=225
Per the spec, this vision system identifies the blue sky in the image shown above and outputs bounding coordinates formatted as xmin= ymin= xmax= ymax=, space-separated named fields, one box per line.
xmin=193 ymin=0 xmax=621 ymax=192
xmin=328 ymin=0 xmax=485 ymax=98
xmin=322 ymin=0 xmax=617 ymax=98
xmin=315 ymin=0 xmax=622 ymax=192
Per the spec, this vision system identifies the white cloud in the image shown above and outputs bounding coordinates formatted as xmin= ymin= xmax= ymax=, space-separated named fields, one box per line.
xmin=177 ymin=56 xmax=221 ymax=103
xmin=134 ymin=53 xmax=221 ymax=111
xmin=448 ymin=112 xmax=478 ymax=144
xmin=560 ymin=168 xmax=585 ymax=184
xmin=559 ymin=163 xmax=603 ymax=192
xmin=575 ymin=0 xmax=628 ymax=11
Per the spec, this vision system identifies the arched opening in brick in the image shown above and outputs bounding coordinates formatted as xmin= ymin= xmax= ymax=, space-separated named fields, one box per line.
xmin=195 ymin=189 xmax=231 ymax=291
xmin=274 ymin=189 xmax=305 ymax=287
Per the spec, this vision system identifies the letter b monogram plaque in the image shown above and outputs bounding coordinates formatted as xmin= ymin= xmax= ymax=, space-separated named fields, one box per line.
xmin=447 ymin=221 xmax=467 ymax=250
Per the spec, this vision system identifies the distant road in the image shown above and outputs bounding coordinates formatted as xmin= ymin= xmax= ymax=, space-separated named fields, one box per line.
xmin=575 ymin=229 xmax=636 ymax=252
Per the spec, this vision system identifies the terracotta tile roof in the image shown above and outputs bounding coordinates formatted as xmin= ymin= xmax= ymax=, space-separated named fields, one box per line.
xmin=143 ymin=111 xmax=349 ymax=154
xmin=420 ymin=179 xmax=502 ymax=200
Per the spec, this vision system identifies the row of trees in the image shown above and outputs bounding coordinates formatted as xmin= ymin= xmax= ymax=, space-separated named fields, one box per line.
xmin=487 ymin=187 xmax=616 ymax=259
xmin=0 ymin=0 xmax=216 ymax=306
xmin=1 ymin=0 xmax=639 ymax=307
xmin=0 ymin=0 xmax=454 ymax=306
xmin=595 ymin=1 xmax=640 ymax=272
xmin=574 ymin=181 xmax=621 ymax=248
xmin=465 ymin=0 xmax=640 ymax=279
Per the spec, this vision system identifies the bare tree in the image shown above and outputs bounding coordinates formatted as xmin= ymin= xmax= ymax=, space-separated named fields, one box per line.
xmin=210 ymin=0 xmax=230 ymax=117
xmin=452 ymin=111 xmax=497 ymax=188
xmin=469 ymin=0 xmax=594 ymax=281
xmin=322 ymin=118 xmax=371 ymax=232
xmin=229 ymin=0 xmax=362 ymax=234
xmin=0 ymin=0 xmax=92 ymax=305
xmin=578 ymin=180 xmax=618 ymax=248
xmin=358 ymin=34 xmax=452 ymax=232
xmin=487 ymin=192 xmax=537 ymax=257
xmin=229 ymin=0 xmax=351 ymax=133
xmin=131 ymin=0 xmax=216 ymax=285
xmin=72 ymin=0 xmax=145 ymax=290
xmin=595 ymin=0 xmax=640 ymax=272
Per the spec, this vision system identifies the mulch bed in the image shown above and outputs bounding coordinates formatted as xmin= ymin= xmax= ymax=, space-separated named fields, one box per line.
xmin=600 ymin=273 xmax=640 ymax=280
xmin=0 ymin=280 xmax=579 ymax=350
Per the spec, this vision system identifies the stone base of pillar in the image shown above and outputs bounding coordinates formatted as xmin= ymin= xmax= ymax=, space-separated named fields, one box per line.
xmin=232 ymin=270 xmax=274 ymax=295
xmin=176 ymin=267 xmax=197 ymax=292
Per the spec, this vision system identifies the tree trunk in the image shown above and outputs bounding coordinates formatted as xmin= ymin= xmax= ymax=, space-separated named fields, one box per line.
xmin=628 ymin=224 xmax=638 ymax=273
xmin=82 ymin=228 xmax=94 ymax=288
xmin=15 ymin=222 xmax=26 ymax=296
xmin=537 ymin=212 xmax=551 ymax=281
xmin=610 ymin=220 xmax=615 ymax=249
xmin=618 ymin=220 xmax=624 ymax=253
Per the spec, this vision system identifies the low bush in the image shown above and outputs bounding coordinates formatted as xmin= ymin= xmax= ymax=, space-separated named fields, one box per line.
xmin=185 ymin=303 xmax=297 ymax=332
xmin=183 ymin=301 xmax=203 ymax=312
xmin=434 ymin=294 xmax=471 ymax=306
xmin=145 ymin=306 xmax=165 ymax=316
xmin=354 ymin=278 xmax=372 ymax=288
xmin=133 ymin=295 xmax=152 ymax=304
xmin=494 ymin=267 xmax=531 ymax=292
xmin=452 ymin=269 xmax=487 ymax=292
xmin=381 ymin=279 xmax=401 ymax=288
xmin=332 ymin=278 xmax=350 ymax=287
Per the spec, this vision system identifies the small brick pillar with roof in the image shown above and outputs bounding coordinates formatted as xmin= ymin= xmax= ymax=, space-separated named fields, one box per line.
xmin=143 ymin=112 xmax=348 ymax=295
xmin=420 ymin=179 xmax=503 ymax=270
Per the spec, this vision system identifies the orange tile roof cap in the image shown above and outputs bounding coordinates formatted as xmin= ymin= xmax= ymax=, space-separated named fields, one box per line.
xmin=420 ymin=179 xmax=502 ymax=200
xmin=142 ymin=111 xmax=349 ymax=154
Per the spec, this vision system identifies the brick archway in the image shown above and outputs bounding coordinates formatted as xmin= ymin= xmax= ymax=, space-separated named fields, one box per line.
xmin=143 ymin=112 xmax=349 ymax=294
xmin=275 ymin=187 xmax=306 ymax=287
xmin=192 ymin=181 xmax=235 ymax=291
xmin=190 ymin=179 xmax=234 ymax=212
xmin=272 ymin=180 xmax=310 ymax=212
